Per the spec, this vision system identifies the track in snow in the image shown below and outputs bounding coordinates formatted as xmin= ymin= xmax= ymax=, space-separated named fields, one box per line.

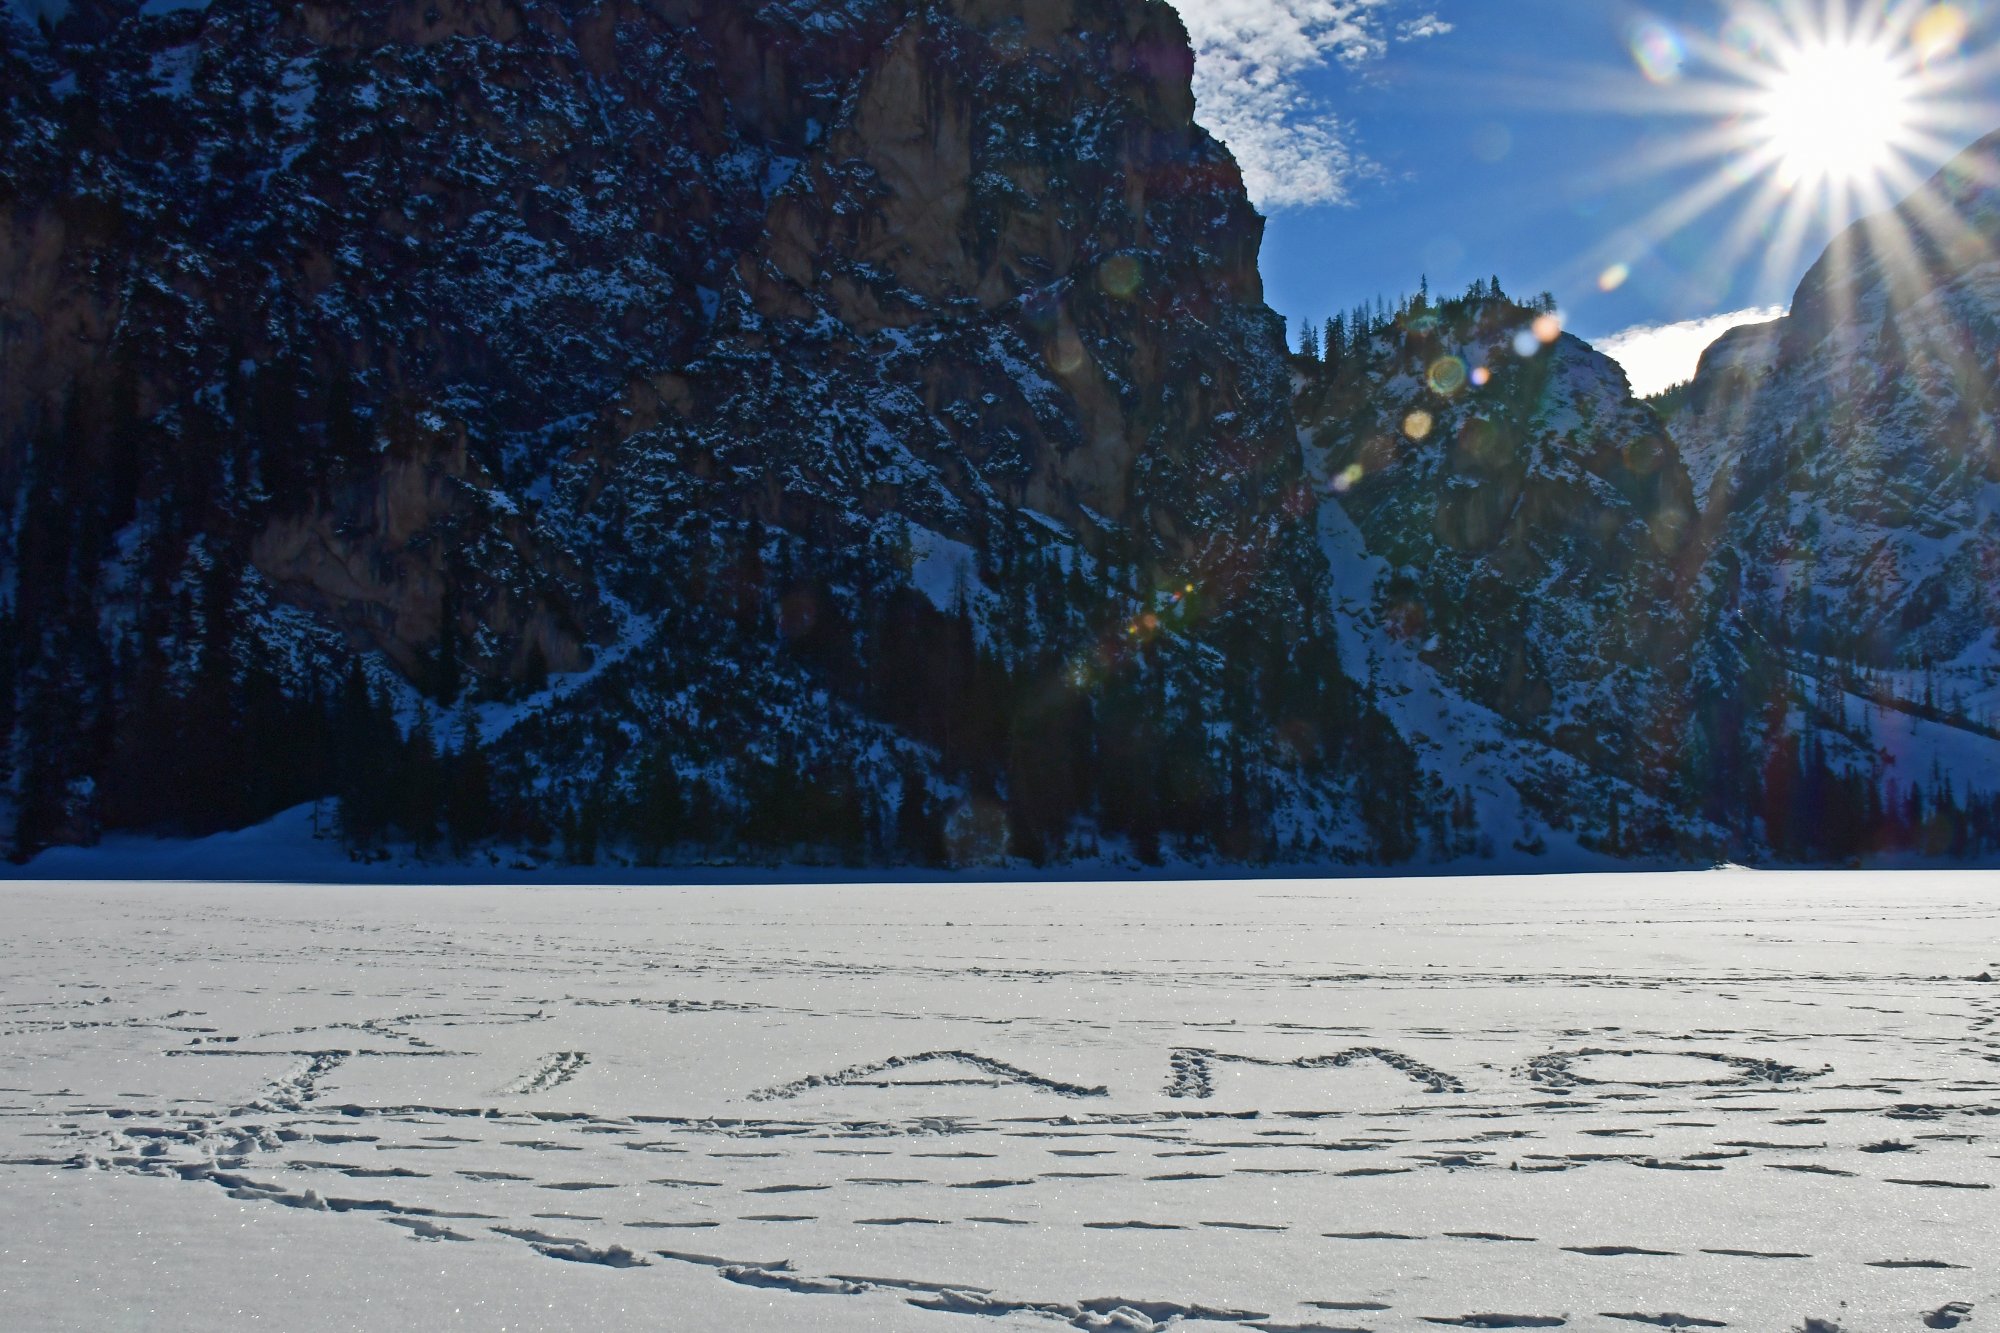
xmin=3 ymin=876 xmax=1998 ymax=1331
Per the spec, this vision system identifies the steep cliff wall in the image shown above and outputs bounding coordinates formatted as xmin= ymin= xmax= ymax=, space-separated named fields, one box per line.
xmin=1295 ymin=290 xmax=1701 ymax=815
xmin=1 ymin=0 xmax=1419 ymax=863
xmin=1680 ymin=132 xmax=2000 ymax=670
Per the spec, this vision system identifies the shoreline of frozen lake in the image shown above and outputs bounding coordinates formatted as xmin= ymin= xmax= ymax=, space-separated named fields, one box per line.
xmin=10 ymin=801 xmax=2000 ymax=885
xmin=3 ymin=875 xmax=1997 ymax=1331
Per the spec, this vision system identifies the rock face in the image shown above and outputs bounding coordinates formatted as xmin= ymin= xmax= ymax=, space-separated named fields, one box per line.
xmin=249 ymin=421 xmax=593 ymax=688
xmin=576 ymin=0 xmax=1306 ymax=605
xmin=0 ymin=0 xmax=1419 ymax=863
xmin=0 ymin=0 xmax=929 ymax=685
xmin=1294 ymin=289 xmax=1704 ymax=843
xmin=1678 ymin=132 xmax=2000 ymax=670
xmin=5 ymin=0 xmax=1996 ymax=868
xmin=1659 ymin=134 xmax=2000 ymax=859
xmin=504 ymin=0 xmax=1398 ymax=864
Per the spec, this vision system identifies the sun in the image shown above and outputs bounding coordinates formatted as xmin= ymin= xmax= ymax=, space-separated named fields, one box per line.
xmin=1754 ymin=39 xmax=1918 ymax=187
xmin=1567 ymin=2 xmax=1997 ymax=314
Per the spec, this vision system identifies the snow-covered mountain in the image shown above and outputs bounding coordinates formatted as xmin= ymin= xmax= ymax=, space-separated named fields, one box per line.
xmin=1282 ymin=134 xmax=2000 ymax=866
xmin=1678 ymin=132 xmax=2000 ymax=678
xmin=1665 ymin=132 xmax=2000 ymax=858
xmin=1292 ymin=287 xmax=1724 ymax=859
xmin=1 ymin=0 xmax=1995 ymax=870
xmin=0 ymin=0 xmax=1423 ymax=865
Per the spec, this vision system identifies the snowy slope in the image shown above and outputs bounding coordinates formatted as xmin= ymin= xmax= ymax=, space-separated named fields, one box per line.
xmin=1304 ymin=421 xmax=1711 ymax=867
xmin=1 ymin=0 xmax=1422 ymax=869
xmin=1679 ymin=132 xmax=2000 ymax=671
xmin=4 ymin=875 xmax=1997 ymax=1331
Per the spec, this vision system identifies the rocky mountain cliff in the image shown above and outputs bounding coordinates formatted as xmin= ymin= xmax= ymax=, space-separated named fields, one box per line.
xmin=4 ymin=0 xmax=1997 ymax=870
xmin=1291 ymin=287 xmax=1726 ymax=859
xmin=1652 ymin=133 xmax=2000 ymax=860
xmin=0 ymin=0 xmax=1423 ymax=865
xmin=1281 ymin=133 xmax=2000 ymax=865
xmin=1297 ymin=289 xmax=1699 ymax=770
xmin=1678 ymin=132 xmax=2000 ymax=677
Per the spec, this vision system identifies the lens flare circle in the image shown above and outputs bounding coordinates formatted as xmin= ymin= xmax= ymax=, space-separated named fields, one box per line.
xmin=1913 ymin=5 xmax=1971 ymax=63
xmin=1097 ymin=253 xmax=1142 ymax=299
xmin=1426 ymin=356 xmax=1468 ymax=396
xmin=1628 ymin=19 xmax=1687 ymax=85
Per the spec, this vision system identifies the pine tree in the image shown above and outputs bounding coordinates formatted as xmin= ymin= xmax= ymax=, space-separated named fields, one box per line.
xmin=432 ymin=589 xmax=464 ymax=704
xmin=326 ymin=370 xmax=371 ymax=477
xmin=630 ymin=746 xmax=685 ymax=867
xmin=11 ymin=698 xmax=71 ymax=863
xmin=179 ymin=553 xmax=247 ymax=833
xmin=0 ymin=604 xmax=17 ymax=789
xmin=402 ymin=702 xmax=443 ymax=857
xmin=521 ymin=639 xmax=550 ymax=694
xmin=895 ymin=767 xmax=944 ymax=866
xmin=562 ymin=792 xmax=604 ymax=866
xmin=445 ymin=704 xmax=494 ymax=856
xmin=333 ymin=663 xmax=397 ymax=848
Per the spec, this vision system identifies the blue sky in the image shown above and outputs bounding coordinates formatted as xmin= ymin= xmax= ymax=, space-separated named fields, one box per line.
xmin=1174 ymin=0 xmax=2000 ymax=390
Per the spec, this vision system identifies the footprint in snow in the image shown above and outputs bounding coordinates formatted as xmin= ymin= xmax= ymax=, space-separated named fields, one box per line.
xmin=1201 ymin=1221 xmax=1288 ymax=1232
xmin=1083 ymin=1220 xmax=1186 ymax=1230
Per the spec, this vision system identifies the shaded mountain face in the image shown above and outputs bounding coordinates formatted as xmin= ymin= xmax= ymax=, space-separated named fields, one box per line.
xmin=1295 ymin=290 xmax=1701 ymax=797
xmin=1679 ymin=132 xmax=2000 ymax=672
xmin=564 ymin=0 xmax=1312 ymax=622
xmin=6 ymin=0 xmax=1995 ymax=870
xmin=2 ymin=0 xmax=920 ymax=685
xmin=1286 ymin=146 xmax=2000 ymax=865
xmin=1 ymin=0 xmax=1419 ymax=863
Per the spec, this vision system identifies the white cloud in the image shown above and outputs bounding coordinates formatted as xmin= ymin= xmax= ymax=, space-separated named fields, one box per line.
xmin=1398 ymin=14 xmax=1454 ymax=40
xmin=1171 ymin=2 xmax=1450 ymax=210
xmin=1596 ymin=306 xmax=1789 ymax=399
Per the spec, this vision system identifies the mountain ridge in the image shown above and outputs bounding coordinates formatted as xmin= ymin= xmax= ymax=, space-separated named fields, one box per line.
xmin=3 ymin=0 xmax=1998 ymax=870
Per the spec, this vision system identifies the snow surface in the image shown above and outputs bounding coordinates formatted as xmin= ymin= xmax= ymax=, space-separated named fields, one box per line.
xmin=1301 ymin=426 xmax=1687 ymax=863
xmin=1835 ymin=688 xmax=2000 ymax=798
xmin=1311 ymin=471 xmax=1542 ymax=845
xmin=908 ymin=525 xmax=985 ymax=615
xmin=3 ymin=875 xmax=1997 ymax=1331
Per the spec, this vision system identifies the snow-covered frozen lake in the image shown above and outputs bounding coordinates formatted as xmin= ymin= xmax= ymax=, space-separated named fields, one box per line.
xmin=2 ymin=874 xmax=1996 ymax=1331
